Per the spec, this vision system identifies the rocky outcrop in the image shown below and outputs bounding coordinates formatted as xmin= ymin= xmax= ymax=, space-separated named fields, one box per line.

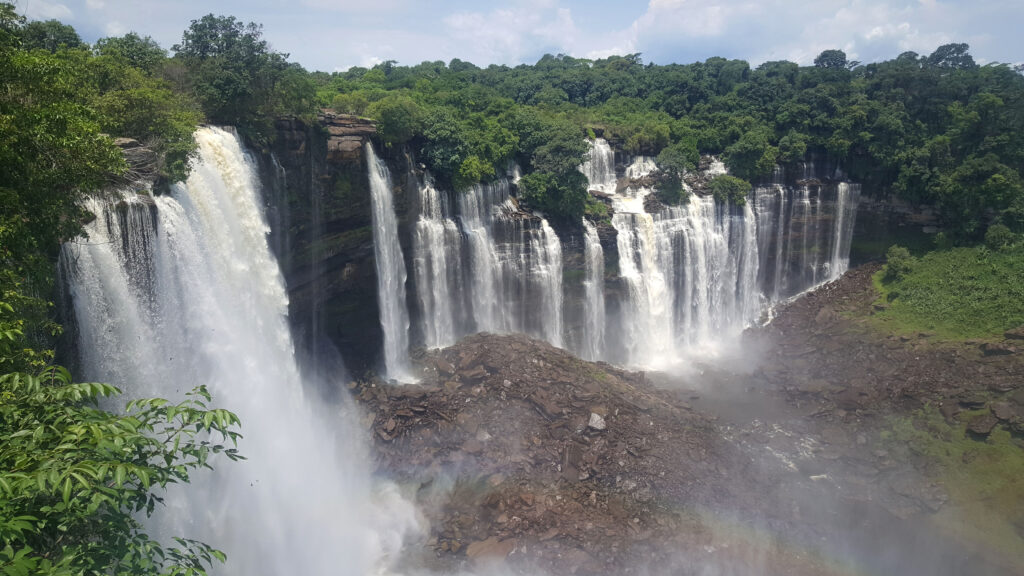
xmin=352 ymin=333 xmax=752 ymax=574
xmin=257 ymin=112 xmax=397 ymax=374
xmin=320 ymin=112 xmax=377 ymax=163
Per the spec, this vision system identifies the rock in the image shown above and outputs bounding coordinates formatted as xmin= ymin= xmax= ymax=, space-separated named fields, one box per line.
xmin=958 ymin=394 xmax=988 ymax=409
xmin=588 ymin=412 xmax=607 ymax=431
xmin=1004 ymin=325 xmax=1024 ymax=340
xmin=967 ymin=413 xmax=998 ymax=436
xmin=814 ymin=306 xmax=837 ymax=325
xmin=938 ymin=403 xmax=961 ymax=422
xmin=980 ymin=342 xmax=1017 ymax=356
xmin=991 ymin=402 xmax=1016 ymax=422
xmin=1011 ymin=388 xmax=1024 ymax=406
xmin=466 ymin=537 xmax=516 ymax=560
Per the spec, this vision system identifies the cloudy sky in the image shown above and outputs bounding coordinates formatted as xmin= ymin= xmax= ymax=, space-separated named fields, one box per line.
xmin=14 ymin=0 xmax=1022 ymax=71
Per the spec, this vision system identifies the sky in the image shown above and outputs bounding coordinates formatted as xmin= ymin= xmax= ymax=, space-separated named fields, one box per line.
xmin=13 ymin=0 xmax=1023 ymax=71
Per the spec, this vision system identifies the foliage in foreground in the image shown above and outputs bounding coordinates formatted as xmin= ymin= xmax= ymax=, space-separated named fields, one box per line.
xmin=0 ymin=367 xmax=243 ymax=576
xmin=874 ymin=243 xmax=1024 ymax=338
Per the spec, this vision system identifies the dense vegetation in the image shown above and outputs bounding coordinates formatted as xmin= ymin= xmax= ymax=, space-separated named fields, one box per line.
xmin=876 ymin=242 xmax=1024 ymax=339
xmin=314 ymin=43 xmax=1024 ymax=236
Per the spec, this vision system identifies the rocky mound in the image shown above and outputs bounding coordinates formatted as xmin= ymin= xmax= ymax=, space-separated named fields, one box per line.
xmin=351 ymin=334 xmax=757 ymax=574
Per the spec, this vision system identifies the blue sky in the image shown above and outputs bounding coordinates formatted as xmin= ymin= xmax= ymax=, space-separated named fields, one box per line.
xmin=14 ymin=0 xmax=1023 ymax=71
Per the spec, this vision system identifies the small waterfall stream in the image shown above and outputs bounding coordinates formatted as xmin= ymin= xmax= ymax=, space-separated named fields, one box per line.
xmin=580 ymin=219 xmax=606 ymax=361
xmin=63 ymin=127 xmax=418 ymax=576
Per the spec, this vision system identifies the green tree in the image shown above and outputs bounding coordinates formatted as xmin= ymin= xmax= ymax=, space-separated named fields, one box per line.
xmin=884 ymin=245 xmax=914 ymax=282
xmin=0 ymin=367 xmax=242 ymax=576
xmin=173 ymin=14 xmax=315 ymax=143
xmin=814 ymin=49 xmax=848 ymax=69
xmin=723 ymin=127 xmax=777 ymax=181
xmin=708 ymin=174 xmax=751 ymax=206
xmin=19 ymin=19 xmax=84 ymax=52
xmin=94 ymin=32 xmax=166 ymax=74
xmin=367 ymin=93 xmax=422 ymax=145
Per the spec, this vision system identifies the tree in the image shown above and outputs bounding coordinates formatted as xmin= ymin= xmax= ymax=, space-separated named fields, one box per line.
xmin=723 ymin=127 xmax=777 ymax=181
xmin=0 ymin=2 xmax=23 ymax=47
xmin=94 ymin=33 xmax=166 ymax=74
xmin=172 ymin=14 xmax=315 ymax=143
xmin=0 ymin=367 xmax=242 ymax=576
xmin=19 ymin=19 xmax=84 ymax=52
xmin=926 ymin=43 xmax=976 ymax=70
xmin=367 ymin=93 xmax=422 ymax=145
xmin=708 ymin=174 xmax=751 ymax=206
xmin=883 ymin=245 xmax=914 ymax=282
xmin=814 ymin=49 xmax=848 ymax=69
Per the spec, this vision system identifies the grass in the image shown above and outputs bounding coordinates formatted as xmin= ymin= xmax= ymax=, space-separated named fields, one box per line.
xmin=871 ymin=244 xmax=1024 ymax=340
xmin=882 ymin=405 xmax=1024 ymax=567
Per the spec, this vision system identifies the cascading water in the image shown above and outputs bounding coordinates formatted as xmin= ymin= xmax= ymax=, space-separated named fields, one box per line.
xmin=580 ymin=137 xmax=617 ymax=193
xmin=412 ymin=175 xmax=463 ymax=349
xmin=62 ymin=127 xmax=418 ymax=576
xmin=579 ymin=219 xmax=606 ymax=361
xmin=411 ymin=174 xmax=565 ymax=349
xmin=580 ymin=139 xmax=859 ymax=368
xmin=366 ymin=143 xmax=414 ymax=381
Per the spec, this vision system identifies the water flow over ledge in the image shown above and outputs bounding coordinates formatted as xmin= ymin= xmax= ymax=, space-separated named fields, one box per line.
xmin=63 ymin=127 xmax=420 ymax=575
xmin=366 ymin=143 xmax=415 ymax=381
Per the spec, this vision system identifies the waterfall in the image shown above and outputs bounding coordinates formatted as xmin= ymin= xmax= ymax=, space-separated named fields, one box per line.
xmin=410 ymin=174 xmax=564 ymax=349
xmin=828 ymin=182 xmax=860 ymax=279
xmin=578 ymin=145 xmax=859 ymax=368
xmin=366 ymin=143 xmax=414 ymax=381
xmin=580 ymin=138 xmax=617 ymax=193
xmin=580 ymin=220 xmax=606 ymax=361
xmin=412 ymin=175 xmax=462 ymax=349
xmin=407 ymin=139 xmax=861 ymax=370
xmin=62 ymin=127 xmax=418 ymax=576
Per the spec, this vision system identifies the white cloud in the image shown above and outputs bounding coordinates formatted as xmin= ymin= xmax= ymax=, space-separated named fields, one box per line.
xmin=21 ymin=0 xmax=73 ymax=20
xmin=597 ymin=0 xmax=977 ymax=66
xmin=444 ymin=0 xmax=580 ymax=65
xmin=104 ymin=20 xmax=126 ymax=36
xmin=300 ymin=0 xmax=411 ymax=12
xmin=85 ymin=0 xmax=105 ymax=9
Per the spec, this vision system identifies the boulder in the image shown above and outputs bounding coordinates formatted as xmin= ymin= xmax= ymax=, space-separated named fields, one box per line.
xmin=1004 ymin=325 xmax=1024 ymax=340
xmin=980 ymin=342 xmax=1017 ymax=356
xmin=967 ymin=413 xmax=998 ymax=436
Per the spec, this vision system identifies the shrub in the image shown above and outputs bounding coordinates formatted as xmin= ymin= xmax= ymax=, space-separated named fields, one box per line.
xmin=708 ymin=174 xmax=751 ymax=206
xmin=884 ymin=244 xmax=914 ymax=282
xmin=984 ymin=223 xmax=1016 ymax=250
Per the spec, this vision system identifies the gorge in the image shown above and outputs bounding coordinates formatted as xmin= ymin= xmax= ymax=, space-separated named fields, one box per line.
xmin=6 ymin=11 xmax=1023 ymax=575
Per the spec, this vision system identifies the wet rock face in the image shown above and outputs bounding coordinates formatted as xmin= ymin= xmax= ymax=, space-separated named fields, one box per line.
xmin=258 ymin=113 xmax=397 ymax=374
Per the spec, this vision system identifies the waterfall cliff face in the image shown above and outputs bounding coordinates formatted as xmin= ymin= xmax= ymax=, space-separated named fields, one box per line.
xmin=366 ymin=143 xmax=414 ymax=381
xmin=62 ymin=127 xmax=417 ymax=576
xmin=410 ymin=174 xmax=564 ymax=350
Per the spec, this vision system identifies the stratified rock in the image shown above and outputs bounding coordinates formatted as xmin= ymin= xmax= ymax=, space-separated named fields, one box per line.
xmin=318 ymin=111 xmax=376 ymax=163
